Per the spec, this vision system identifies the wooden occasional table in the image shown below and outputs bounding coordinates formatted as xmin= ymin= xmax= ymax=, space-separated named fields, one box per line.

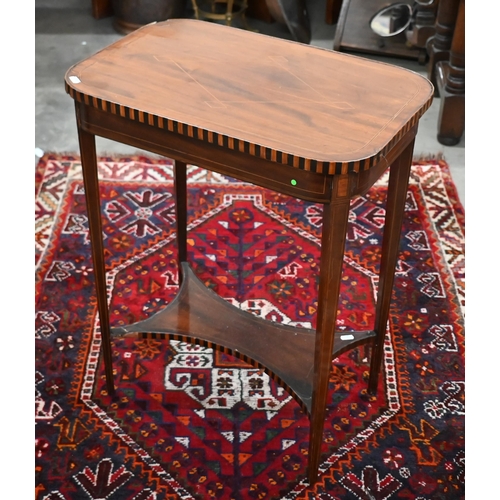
xmin=65 ymin=19 xmax=433 ymax=484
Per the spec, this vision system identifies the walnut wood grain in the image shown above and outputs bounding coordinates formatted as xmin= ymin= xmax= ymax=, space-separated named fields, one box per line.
xmin=66 ymin=19 xmax=432 ymax=175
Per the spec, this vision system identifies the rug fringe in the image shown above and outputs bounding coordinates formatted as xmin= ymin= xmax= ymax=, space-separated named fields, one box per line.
xmin=412 ymin=152 xmax=445 ymax=163
xmin=41 ymin=151 xmax=448 ymax=164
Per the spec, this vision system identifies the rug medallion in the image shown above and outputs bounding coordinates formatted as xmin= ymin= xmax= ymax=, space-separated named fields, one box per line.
xmin=35 ymin=154 xmax=465 ymax=499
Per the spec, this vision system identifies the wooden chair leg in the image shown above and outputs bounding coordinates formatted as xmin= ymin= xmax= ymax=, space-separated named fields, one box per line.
xmin=76 ymin=118 xmax=115 ymax=396
xmin=436 ymin=0 xmax=465 ymax=146
xmin=173 ymin=160 xmax=188 ymax=283
xmin=426 ymin=0 xmax=460 ymax=89
xmin=368 ymin=140 xmax=415 ymax=394
xmin=308 ymin=175 xmax=354 ymax=484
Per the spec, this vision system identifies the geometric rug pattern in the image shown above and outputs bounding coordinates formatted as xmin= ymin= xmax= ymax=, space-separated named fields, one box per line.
xmin=35 ymin=154 xmax=464 ymax=499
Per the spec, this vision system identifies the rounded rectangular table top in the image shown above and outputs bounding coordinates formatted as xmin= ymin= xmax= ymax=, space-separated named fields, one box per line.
xmin=65 ymin=19 xmax=433 ymax=173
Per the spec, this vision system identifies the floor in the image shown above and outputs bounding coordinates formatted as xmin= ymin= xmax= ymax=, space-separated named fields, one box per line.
xmin=35 ymin=0 xmax=465 ymax=206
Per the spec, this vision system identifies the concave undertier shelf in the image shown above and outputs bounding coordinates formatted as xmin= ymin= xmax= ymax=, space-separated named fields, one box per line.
xmin=112 ymin=262 xmax=376 ymax=414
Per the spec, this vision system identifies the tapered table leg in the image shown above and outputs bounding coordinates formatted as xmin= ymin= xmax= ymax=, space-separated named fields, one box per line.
xmin=308 ymin=175 xmax=354 ymax=484
xmin=76 ymin=120 xmax=115 ymax=396
xmin=368 ymin=140 xmax=415 ymax=394
xmin=174 ymin=161 xmax=188 ymax=283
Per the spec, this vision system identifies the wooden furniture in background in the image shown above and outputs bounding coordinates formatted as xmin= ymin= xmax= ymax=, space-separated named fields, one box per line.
xmin=333 ymin=0 xmax=428 ymax=62
xmin=406 ymin=0 xmax=439 ymax=49
xmin=190 ymin=0 xmax=250 ymax=28
xmin=333 ymin=0 xmax=440 ymax=63
xmin=325 ymin=0 xmax=342 ymax=24
xmin=111 ymin=0 xmax=187 ymax=34
xmin=247 ymin=0 xmax=274 ymax=22
xmin=426 ymin=0 xmax=460 ymax=86
xmin=65 ymin=19 xmax=433 ymax=484
xmin=92 ymin=0 xmax=113 ymax=19
xmin=92 ymin=0 xmax=275 ymax=25
xmin=427 ymin=0 xmax=464 ymax=145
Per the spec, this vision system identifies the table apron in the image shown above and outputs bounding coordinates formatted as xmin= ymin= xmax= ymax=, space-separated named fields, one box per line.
xmin=76 ymin=102 xmax=417 ymax=204
xmin=77 ymin=103 xmax=333 ymax=203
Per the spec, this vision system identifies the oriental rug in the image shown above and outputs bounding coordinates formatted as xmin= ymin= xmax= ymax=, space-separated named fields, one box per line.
xmin=35 ymin=153 xmax=465 ymax=500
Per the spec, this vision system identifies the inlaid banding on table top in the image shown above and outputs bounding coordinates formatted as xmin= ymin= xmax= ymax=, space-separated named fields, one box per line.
xmin=67 ymin=83 xmax=431 ymax=176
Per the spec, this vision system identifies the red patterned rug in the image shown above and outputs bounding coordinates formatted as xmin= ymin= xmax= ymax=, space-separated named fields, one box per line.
xmin=35 ymin=153 xmax=465 ymax=500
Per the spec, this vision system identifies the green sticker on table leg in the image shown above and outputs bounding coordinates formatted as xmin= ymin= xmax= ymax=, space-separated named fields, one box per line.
xmin=291 ymin=179 xmax=297 ymax=186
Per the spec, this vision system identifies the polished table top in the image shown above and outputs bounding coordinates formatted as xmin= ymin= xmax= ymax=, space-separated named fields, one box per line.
xmin=65 ymin=19 xmax=433 ymax=176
